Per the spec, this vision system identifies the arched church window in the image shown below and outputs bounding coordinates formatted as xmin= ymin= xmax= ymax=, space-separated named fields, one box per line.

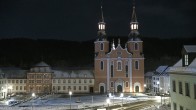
xmin=135 ymin=60 xmax=139 ymax=70
xmin=100 ymin=43 xmax=104 ymax=50
xmin=100 ymin=61 xmax=104 ymax=70
xmin=117 ymin=61 xmax=122 ymax=71
xmin=134 ymin=43 xmax=139 ymax=50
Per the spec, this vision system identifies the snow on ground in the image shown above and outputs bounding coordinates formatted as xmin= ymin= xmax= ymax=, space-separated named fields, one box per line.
xmin=0 ymin=93 xmax=153 ymax=110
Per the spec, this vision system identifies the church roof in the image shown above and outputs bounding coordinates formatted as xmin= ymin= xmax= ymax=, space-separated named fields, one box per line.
xmin=34 ymin=61 xmax=50 ymax=67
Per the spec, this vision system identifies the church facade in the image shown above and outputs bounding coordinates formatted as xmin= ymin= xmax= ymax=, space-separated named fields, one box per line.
xmin=94 ymin=5 xmax=144 ymax=93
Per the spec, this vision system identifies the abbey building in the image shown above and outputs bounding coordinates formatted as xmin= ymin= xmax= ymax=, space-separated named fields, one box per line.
xmin=0 ymin=4 xmax=144 ymax=98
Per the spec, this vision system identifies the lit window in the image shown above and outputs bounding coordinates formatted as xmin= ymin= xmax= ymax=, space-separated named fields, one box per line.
xmin=185 ymin=55 xmax=188 ymax=66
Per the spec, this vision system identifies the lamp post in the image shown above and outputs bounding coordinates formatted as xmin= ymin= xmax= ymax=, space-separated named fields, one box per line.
xmin=160 ymin=87 xmax=162 ymax=105
xmin=113 ymin=88 xmax=114 ymax=105
xmin=120 ymin=93 xmax=124 ymax=109
xmin=157 ymin=81 xmax=160 ymax=94
xmin=106 ymin=98 xmax=110 ymax=110
xmin=69 ymin=91 xmax=72 ymax=110
xmin=32 ymin=93 xmax=35 ymax=110
xmin=144 ymin=84 xmax=146 ymax=93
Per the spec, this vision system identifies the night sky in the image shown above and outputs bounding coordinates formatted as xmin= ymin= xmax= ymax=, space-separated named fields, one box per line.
xmin=0 ymin=0 xmax=195 ymax=41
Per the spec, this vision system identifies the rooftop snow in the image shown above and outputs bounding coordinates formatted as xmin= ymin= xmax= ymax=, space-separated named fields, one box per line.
xmin=184 ymin=45 xmax=196 ymax=53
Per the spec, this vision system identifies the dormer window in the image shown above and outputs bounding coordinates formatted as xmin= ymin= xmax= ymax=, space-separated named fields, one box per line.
xmin=185 ymin=55 xmax=188 ymax=66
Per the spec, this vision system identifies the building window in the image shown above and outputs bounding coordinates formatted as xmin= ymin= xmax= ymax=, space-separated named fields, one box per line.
xmin=84 ymin=79 xmax=86 ymax=83
xmin=125 ymin=82 xmax=129 ymax=87
xmin=194 ymin=84 xmax=196 ymax=99
xmin=179 ymin=81 xmax=183 ymax=94
xmin=58 ymin=79 xmax=61 ymax=83
xmin=134 ymin=43 xmax=139 ymax=50
xmin=180 ymin=106 xmax=183 ymax=110
xmin=173 ymin=103 xmax=177 ymax=110
xmin=16 ymin=80 xmax=19 ymax=83
xmin=89 ymin=79 xmax=92 ymax=83
xmin=24 ymin=80 xmax=27 ymax=83
xmin=63 ymin=79 xmax=66 ymax=83
xmin=20 ymin=80 xmax=23 ymax=83
xmin=100 ymin=61 xmax=104 ymax=70
xmin=125 ymin=65 xmax=128 ymax=77
xmin=74 ymin=79 xmax=76 ymax=83
xmin=111 ymin=82 xmax=114 ymax=87
xmin=68 ymin=86 xmax=71 ymax=90
xmin=79 ymin=79 xmax=81 ymax=83
xmin=79 ymin=86 xmax=81 ymax=90
xmin=84 ymin=86 xmax=87 ymax=90
xmin=100 ymin=43 xmax=104 ymax=50
xmin=172 ymin=80 xmax=176 ymax=92
xmin=58 ymin=86 xmax=60 ymax=90
xmin=68 ymin=80 xmax=71 ymax=83
xmin=74 ymin=86 xmax=76 ymax=90
xmin=185 ymin=82 xmax=190 ymax=97
xmin=111 ymin=65 xmax=113 ymax=77
xmin=135 ymin=61 xmax=139 ymax=70
xmin=16 ymin=86 xmax=18 ymax=90
xmin=185 ymin=55 xmax=188 ymax=66
xmin=63 ymin=86 xmax=66 ymax=90
xmin=20 ymin=86 xmax=22 ymax=90
xmin=117 ymin=61 xmax=122 ymax=71
xmin=53 ymin=79 xmax=56 ymax=83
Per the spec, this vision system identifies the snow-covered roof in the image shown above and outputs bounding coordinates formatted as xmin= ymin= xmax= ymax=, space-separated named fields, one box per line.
xmin=0 ymin=68 xmax=27 ymax=79
xmin=145 ymin=72 xmax=154 ymax=76
xmin=35 ymin=61 xmax=50 ymax=67
xmin=156 ymin=66 xmax=168 ymax=73
xmin=188 ymin=58 xmax=196 ymax=68
xmin=173 ymin=59 xmax=182 ymax=67
xmin=53 ymin=69 xmax=94 ymax=78
xmin=184 ymin=45 xmax=196 ymax=53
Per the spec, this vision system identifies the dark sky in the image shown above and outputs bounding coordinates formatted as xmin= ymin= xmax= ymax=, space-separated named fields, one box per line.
xmin=0 ymin=0 xmax=195 ymax=41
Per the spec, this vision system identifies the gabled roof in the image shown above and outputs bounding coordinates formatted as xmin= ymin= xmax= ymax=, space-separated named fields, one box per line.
xmin=173 ymin=59 xmax=182 ymax=67
xmin=184 ymin=45 xmax=196 ymax=53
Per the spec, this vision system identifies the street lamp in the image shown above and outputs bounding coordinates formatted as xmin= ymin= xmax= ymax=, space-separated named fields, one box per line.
xmin=157 ymin=81 xmax=160 ymax=94
xmin=69 ymin=91 xmax=72 ymax=110
xmin=144 ymin=84 xmax=146 ymax=93
xmin=120 ymin=93 xmax=124 ymax=109
xmin=106 ymin=98 xmax=110 ymax=110
xmin=32 ymin=93 xmax=36 ymax=110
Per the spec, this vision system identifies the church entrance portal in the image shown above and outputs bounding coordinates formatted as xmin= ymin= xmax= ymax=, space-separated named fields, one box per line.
xmin=117 ymin=85 xmax=122 ymax=93
xmin=135 ymin=86 xmax=139 ymax=92
xmin=100 ymin=86 xmax=104 ymax=94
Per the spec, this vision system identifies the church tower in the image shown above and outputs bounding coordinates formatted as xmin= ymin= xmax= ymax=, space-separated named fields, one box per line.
xmin=127 ymin=2 xmax=144 ymax=92
xmin=94 ymin=4 xmax=109 ymax=93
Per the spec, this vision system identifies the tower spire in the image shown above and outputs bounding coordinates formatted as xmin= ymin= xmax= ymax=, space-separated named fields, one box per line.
xmin=128 ymin=0 xmax=140 ymax=41
xmin=97 ymin=0 xmax=106 ymax=41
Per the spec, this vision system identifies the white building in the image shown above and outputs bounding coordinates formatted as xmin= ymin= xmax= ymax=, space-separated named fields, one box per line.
xmin=168 ymin=45 xmax=196 ymax=110
xmin=0 ymin=68 xmax=27 ymax=99
xmin=52 ymin=69 xmax=94 ymax=93
xmin=152 ymin=66 xmax=170 ymax=95
xmin=144 ymin=71 xmax=154 ymax=93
